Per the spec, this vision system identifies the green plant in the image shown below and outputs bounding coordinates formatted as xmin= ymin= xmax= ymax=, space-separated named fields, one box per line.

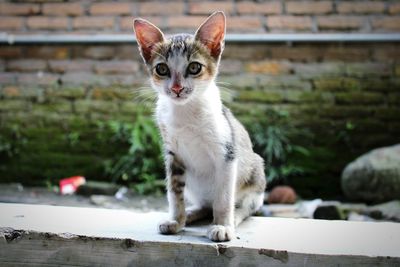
xmin=0 ymin=125 xmax=27 ymax=159
xmin=336 ymin=121 xmax=356 ymax=152
xmin=249 ymin=110 xmax=311 ymax=184
xmin=103 ymin=115 xmax=164 ymax=195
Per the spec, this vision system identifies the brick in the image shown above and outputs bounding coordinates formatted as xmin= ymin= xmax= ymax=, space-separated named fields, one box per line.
xmin=31 ymin=101 xmax=72 ymax=114
xmin=219 ymin=60 xmax=243 ymax=75
xmin=237 ymin=90 xmax=284 ymax=103
xmin=269 ymin=45 xmax=323 ymax=61
xmin=25 ymin=46 xmax=69 ymax=59
xmin=94 ymin=61 xmax=140 ymax=74
xmin=1 ymin=86 xmax=21 ymax=98
xmin=374 ymin=107 xmax=400 ymax=121
xmin=90 ymin=87 xmax=132 ymax=100
xmin=7 ymin=60 xmax=47 ymax=72
xmin=371 ymin=17 xmax=400 ymax=31
xmin=335 ymin=92 xmax=384 ymax=105
xmin=73 ymin=17 xmax=114 ymax=30
xmin=323 ymin=46 xmax=369 ymax=61
xmin=106 ymin=74 xmax=139 ymax=86
xmin=396 ymin=65 xmax=400 ymax=77
xmin=0 ymin=3 xmax=40 ymax=15
xmin=345 ymin=63 xmax=391 ymax=77
xmin=294 ymin=63 xmax=345 ymax=78
xmin=337 ymin=2 xmax=385 ymax=14
xmin=1 ymin=86 xmax=44 ymax=100
xmin=0 ymin=47 xmax=22 ymax=59
xmin=314 ymin=78 xmax=361 ymax=92
xmin=0 ymin=100 xmax=28 ymax=111
xmin=27 ymin=17 xmax=69 ymax=30
xmin=18 ymin=73 xmax=60 ymax=86
xmin=167 ymin=16 xmax=208 ymax=30
xmin=388 ymin=93 xmax=400 ymax=105
xmin=389 ymin=3 xmax=400 ymax=14
xmin=83 ymin=47 xmax=115 ymax=60
xmin=140 ymin=2 xmax=184 ymax=15
xmin=226 ymin=17 xmax=263 ymax=32
xmin=188 ymin=2 xmax=234 ymax=15
xmin=286 ymin=1 xmax=332 ymax=14
xmin=90 ymin=3 xmax=132 ymax=15
xmin=0 ymin=17 xmax=23 ymax=30
xmin=49 ymin=60 xmax=94 ymax=73
xmin=47 ymin=87 xmax=86 ymax=100
xmin=373 ymin=45 xmax=400 ymax=61
xmin=0 ymin=73 xmax=16 ymax=84
xmin=286 ymin=91 xmax=334 ymax=103
xmin=120 ymin=16 xmax=162 ymax=31
xmin=319 ymin=106 xmax=372 ymax=119
xmin=267 ymin=16 xmax=312 ymax=31
xmin=43 ymin=3 xmax=84 ymax=16
xmin=317 ymin=16 xmax=364 ymax=30
xmin=62 ymin=72 xmax=109 ymax=86
xmin=115 ymin=45 xmax=142 ymax=60
xmin=74 ymin=100 xmax=118 ymax=114
xmin=245 ymin=61 xmax=291 ymax=75
xmin=358 ymin=79 xmax=389 ymax=92
xmin=237 ymin=1 xmax=281 ymax=15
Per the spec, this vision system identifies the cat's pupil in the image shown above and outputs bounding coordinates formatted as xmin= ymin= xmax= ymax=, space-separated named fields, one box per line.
xmin=156 ymin=63 xmax=169 ymax=76
xmin=187 ymin=62 xmax=202 ymax=75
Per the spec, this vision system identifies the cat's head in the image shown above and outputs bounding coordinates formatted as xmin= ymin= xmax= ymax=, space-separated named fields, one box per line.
xmin=133 ymin=11 xmax=226 ymax=105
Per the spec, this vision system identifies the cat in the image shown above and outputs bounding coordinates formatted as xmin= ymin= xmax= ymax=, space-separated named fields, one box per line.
xmin=133 ymin=11 xmax=266 ymax=242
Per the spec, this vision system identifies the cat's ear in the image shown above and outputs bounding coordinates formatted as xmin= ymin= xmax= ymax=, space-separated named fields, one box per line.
xmin=133 ymin=18 xmax=165 ymax=63
xmin=195 ymin=11 xmax=226 ymax=59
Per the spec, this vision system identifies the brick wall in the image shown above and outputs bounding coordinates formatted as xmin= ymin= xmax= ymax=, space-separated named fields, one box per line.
xmin=0 ymin=0 xmax=399 ymax=198
xmin=0 ymin=0 xmax=400 ymax=33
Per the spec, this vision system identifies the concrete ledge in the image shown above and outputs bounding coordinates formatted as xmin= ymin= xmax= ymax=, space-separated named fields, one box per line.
xmin=1 ymin=203 xmax=399 ymax=266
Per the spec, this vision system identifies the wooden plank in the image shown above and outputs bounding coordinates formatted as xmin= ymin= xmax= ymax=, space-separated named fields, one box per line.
xmin=1 ymin=203 xmax=399 ymax=266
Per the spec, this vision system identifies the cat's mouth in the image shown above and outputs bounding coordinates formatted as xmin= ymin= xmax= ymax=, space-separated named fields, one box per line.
xmin=167 ymin=87 xmax=192 ymax=103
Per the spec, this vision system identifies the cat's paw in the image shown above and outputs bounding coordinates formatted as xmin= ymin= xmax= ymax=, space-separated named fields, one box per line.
xmin=207 ymin=225 xmax=235 ymax=242
xmin=158 ymin=220 xmax=183 ymax=235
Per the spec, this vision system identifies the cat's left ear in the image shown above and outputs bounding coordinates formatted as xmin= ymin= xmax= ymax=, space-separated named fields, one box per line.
xmin=195 ymin=11 xmax=226 ymax=59
xmin=133 ymin=18 xmax=165 ymax=63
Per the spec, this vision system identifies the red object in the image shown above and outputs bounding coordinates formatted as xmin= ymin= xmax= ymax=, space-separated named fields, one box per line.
xmin=59 ymin=176 xmax=86 ymax=195
xmin=268 ymin=186 xmax=297 ymax=204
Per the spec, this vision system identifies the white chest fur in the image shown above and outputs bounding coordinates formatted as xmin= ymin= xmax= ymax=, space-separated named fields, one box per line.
xmin=156 ymin=83 xmax=231 ymax=205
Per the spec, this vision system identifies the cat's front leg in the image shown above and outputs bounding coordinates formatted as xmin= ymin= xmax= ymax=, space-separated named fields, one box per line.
xmin=158 ymin=152 xmax=186 ymax=235
xmin=207 ymin=160 xmax=237 ymax=242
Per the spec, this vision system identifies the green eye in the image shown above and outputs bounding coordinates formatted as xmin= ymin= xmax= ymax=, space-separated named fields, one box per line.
xmin=155 ymin=63 xmax=169 ymax=76
xmin=187 ymin=62 xmax=202 ymax=75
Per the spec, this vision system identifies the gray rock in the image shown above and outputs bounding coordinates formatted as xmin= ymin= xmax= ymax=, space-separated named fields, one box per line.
xmin=341 ymin=144 xmax=400 ymax=203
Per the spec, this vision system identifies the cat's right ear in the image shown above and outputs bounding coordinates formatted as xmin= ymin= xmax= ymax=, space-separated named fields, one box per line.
xmin=133 ymin=19 xmax=164 ymax=63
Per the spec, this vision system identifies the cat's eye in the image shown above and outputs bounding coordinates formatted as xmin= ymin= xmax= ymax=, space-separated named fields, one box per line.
xmin=155 ymin=63 xmax=170 ymax=76
xmin=187 ymin=62 xmax=202 ymax=76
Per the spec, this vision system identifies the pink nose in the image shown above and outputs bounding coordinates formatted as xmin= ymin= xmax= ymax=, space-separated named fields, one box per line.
xmin=171 ymin=85 xmax=183 ymax=94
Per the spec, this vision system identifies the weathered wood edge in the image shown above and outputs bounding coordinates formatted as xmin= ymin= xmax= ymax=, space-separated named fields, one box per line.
xmin=1 ymin=227 xmax=399 ymax=267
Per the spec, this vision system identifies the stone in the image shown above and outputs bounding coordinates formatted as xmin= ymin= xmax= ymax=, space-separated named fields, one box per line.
xmin=341 ymin=144 xmax=400 ymax=203
xmin=313 ymin=203 xmax=345 ymax=220
xmin=267 ymin=186 xmax=297 ymax=204
xmin=76 ymin=181 xmax=120 ymax=196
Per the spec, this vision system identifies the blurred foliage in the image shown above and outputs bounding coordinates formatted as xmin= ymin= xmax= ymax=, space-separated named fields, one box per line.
xmin=101 ymin=115 xmax=164 ymax=195
xmin=248 ymin=110 xmax=312 ymax=185
xmin=0 ymin=125 xmax=27 ymax=160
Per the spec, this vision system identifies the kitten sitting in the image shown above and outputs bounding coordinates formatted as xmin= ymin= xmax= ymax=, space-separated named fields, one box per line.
xmin=133 ymin=11 xmax=266 ymax=242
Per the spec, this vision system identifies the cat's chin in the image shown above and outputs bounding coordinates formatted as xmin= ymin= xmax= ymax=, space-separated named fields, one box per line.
xmin=169 ymin=96 xmax=192 ymax=105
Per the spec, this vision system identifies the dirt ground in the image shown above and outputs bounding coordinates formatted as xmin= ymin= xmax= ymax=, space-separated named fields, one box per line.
xmin=0 ymin=183 xmax=168 ymax=212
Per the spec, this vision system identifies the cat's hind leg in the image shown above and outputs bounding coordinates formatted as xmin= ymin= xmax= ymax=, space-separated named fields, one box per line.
xmin=235 ymin=156 xmax=266 ymax=226
xmin=186 ymin=206 xmax=212 ymax=225
xmin=234 ymin=192 xmax=264 ymax=226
